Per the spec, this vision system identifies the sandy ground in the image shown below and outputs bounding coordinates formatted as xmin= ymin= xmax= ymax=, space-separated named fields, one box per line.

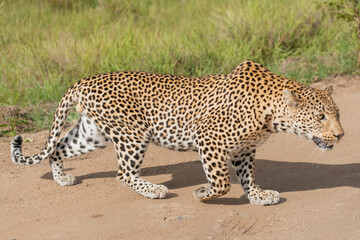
xmin=0 ymin=76 xmax=359 ymax=240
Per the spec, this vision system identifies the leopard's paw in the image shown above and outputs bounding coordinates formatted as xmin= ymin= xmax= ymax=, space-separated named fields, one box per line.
xmin=54 ymin=173 xmax=77 ymax=186
xmin=193 ymin=185 xmax=230 ymax=202
xmin=143 ymin=184 xmax=169 ymax=199
xmin=248 ymin=189 xmax=280 ymax=206
xmin=193 ymin=186 xmax=207 ymax=202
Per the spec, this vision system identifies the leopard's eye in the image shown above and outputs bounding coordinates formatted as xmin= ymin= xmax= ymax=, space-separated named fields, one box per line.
xmin=317 ymin=113 xmax=326 ymax=120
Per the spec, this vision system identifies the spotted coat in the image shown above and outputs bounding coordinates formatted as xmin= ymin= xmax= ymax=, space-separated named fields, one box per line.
xmin=11 ymin=61 xmax=344 ymax=205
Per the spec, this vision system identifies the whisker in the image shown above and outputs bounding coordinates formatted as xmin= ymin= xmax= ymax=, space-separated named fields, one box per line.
xmin=307 ymin=146 xmax=319 ymax=163
xmin=338 ymin=138 xmax=354 ymax=161
xmin=312 ymin=147 xmax=321 ymax=165
xmin=340 ymin=138 xmax=352 ymax=151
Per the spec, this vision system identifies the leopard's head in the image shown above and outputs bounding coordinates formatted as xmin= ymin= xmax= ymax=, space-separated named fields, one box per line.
xmin=282 ymin=85 xmax=344 ymax=151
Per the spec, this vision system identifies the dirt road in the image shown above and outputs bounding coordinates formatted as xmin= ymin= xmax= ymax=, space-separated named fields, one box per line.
xmin=0 ymin=76 xmax=359 ymax=239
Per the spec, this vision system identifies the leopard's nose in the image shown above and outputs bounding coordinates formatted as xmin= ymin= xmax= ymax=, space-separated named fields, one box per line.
xmin=333 ymin=133 xmax=344 ymax=140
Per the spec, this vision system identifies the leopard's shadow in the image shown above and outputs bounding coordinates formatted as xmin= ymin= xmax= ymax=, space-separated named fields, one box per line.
xmin=42 ymin=159 xmax=360 ymax=195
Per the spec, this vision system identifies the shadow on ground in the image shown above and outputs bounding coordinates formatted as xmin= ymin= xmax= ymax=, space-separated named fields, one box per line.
xmin=42 ymin=159 xmax=360 ymax=193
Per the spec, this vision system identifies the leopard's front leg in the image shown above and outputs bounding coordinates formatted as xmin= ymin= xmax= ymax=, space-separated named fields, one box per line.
xmin=193 ymin=145 xmax=231 ymax=201
xmin=230 ymin=149 xmax=280 ymax=205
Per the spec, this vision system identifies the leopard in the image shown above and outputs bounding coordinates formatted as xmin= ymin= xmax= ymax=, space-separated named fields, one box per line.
xmin=11 ymin=60 xmax=344 ymax=206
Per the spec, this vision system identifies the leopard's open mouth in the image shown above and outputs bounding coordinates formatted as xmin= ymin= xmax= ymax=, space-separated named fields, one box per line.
xmin=312 ymin=137 xmax=334 ymax=150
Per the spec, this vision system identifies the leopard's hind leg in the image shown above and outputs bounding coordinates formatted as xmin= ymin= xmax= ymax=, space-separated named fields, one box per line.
xmin=49 ymin=114 xmax=110 ymax=186
xmin=112 ymin=129 xmax=168 ymax=199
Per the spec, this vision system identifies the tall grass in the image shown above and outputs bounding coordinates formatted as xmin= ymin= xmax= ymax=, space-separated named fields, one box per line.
xmin=0 ymin=0 xmax=358 ymax=108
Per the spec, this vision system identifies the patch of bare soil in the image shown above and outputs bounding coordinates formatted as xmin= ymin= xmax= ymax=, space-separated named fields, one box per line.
xmin=0 ymin=76 xmax=359 ymax=239
xmin=0 ymin=103 xmax=57 ymax=136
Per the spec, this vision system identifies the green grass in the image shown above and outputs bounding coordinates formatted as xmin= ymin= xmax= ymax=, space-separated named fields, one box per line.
xmin=0 ymin=0 xmax=358 ymax=132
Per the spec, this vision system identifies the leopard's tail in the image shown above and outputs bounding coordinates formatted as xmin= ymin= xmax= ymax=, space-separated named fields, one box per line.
xmin=11 ymin=84 xmax=80 ymax=165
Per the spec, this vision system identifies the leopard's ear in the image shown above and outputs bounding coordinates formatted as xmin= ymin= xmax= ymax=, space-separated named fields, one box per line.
xmin=283 ymin=89 xmax=301 ymax=108
xmin=324 ymin=85 xmax=333 ymax=95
